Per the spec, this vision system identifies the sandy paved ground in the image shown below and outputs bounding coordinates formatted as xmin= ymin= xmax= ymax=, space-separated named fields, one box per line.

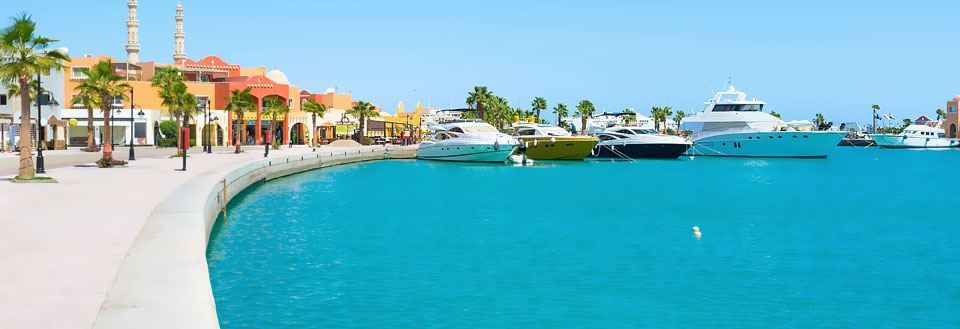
xmin=0 ymin=145 xmax=370 ymax=329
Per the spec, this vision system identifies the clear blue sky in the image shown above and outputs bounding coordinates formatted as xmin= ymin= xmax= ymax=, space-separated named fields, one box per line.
xmin=11 ymin=0 xmax=960 ymax=123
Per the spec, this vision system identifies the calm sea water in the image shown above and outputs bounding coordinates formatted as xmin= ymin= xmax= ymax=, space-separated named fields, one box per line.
xmin=207 ymin=148 xmax=960 ymax=328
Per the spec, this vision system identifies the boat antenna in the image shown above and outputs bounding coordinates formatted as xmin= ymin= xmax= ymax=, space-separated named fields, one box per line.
xmin=727 ymin=76 xmax=733 ymax=88
xmin=704 ymin=78 xmax=715 ymax=95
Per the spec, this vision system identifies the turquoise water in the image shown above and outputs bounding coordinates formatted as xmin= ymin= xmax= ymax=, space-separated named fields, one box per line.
xmin=207 ymin=148 xmax=960 ymax=328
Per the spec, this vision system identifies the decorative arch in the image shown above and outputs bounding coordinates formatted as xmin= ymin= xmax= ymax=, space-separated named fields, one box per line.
xmin=950 ymin=124 xmax=957 ymax=138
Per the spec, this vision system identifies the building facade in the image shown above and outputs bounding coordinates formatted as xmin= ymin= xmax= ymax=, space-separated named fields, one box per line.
xmin=946 ymin=96 xmax=959 ymax=138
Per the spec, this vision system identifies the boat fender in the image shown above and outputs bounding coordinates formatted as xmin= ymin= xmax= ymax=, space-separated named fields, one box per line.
xmin=550 ymin=137 xmax=557 ymax=143
xmin=533 ymin=139 xmax=538 ymax=146
xmin=692 ymin=226 xmax=701 ymax=239
xmin=494 ymin=141 xmax=499 ymax=151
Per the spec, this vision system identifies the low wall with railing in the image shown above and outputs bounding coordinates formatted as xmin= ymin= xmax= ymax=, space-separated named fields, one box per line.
xmin=92 ymin=146 xmax=414 ymax=329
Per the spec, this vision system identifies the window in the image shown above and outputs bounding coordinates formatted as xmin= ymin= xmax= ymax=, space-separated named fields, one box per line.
xmin=950 ymin=106 xmax=956 ymax=113
xmin=135 ymin=122 xmax=146 ymax=138
xmin=449 ymin=127 xmax=464 ymax=133
xmin=517 ymin=129 xmax=537 ymax=136
xmin=597 ymin=134 xmax=618 ymax=141
xmin=109 ymin=96 xmax=124 ymax=108
xmin=0 ymin=95 xmax=6 ymax=105
xmin=72 ymin=67 xmax=88 ymax=80
xmin=616 ymin=129 xmax=634 ymax=135
xmin=713 ymin=104 xmax=763 ymax=112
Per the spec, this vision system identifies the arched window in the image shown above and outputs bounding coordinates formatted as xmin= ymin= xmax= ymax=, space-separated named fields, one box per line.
xmin=950 ymin=124 xmax=957 ymax=138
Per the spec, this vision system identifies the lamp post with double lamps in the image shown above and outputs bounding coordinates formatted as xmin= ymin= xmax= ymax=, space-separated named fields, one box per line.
xmin=34 ymin=72 xmax=45 ymax=173
xmin=128 ymin=89 xmax=136 ymax=160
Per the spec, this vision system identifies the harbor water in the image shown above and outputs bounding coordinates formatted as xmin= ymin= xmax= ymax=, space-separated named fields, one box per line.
xmin=207 ymin=148 xmax=960 ymax=328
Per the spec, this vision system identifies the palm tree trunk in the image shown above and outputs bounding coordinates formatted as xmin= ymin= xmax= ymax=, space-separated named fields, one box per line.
xmin=85 ymin=108 xmax=95 ymax=151
xmin=581 ymin=117 xmax=587 ymax=133
xmin=17 ymin=79 xmax=35 ymax=179
xmin=311 ymin=114 xmax=317 ymax=147
xmin=181 ymin=113 xmax=190 ymax=154
xmin=101 ymin=103 xmax=113 ymax=162
xmin=234 ymin=115 xmax=242 ymax=154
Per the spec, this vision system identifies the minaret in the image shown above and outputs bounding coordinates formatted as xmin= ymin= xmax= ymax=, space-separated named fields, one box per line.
xmin=125 ymin=0 xmax=140 ymax=63
xmin=173 ymin=3 xmax=187 ymax=63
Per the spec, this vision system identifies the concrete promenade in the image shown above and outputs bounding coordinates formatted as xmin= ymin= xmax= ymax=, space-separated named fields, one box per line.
xmin=0 ymin=145 xmax=414 ymax=329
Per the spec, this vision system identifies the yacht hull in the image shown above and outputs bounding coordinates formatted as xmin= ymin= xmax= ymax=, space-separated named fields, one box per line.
xmin=871 ymin=135 xmax=959 ymax=148
xmin=417 ymin=143 xmax=518 ymax=163
xmin=518 ymin=137 xmax=600 ymax=160
xmin=687 ymin=132 xmax=845 ymax=158
xmin=589 ymin=142 xmax=691 ymax=159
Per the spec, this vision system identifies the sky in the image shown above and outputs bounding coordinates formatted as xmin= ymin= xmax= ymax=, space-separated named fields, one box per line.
xmin=10 ymin=0 xmax=960 ymax=123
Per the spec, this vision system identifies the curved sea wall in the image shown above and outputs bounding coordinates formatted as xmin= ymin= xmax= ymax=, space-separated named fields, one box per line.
xmin=92 ymin=146 xmax=414 ymax=329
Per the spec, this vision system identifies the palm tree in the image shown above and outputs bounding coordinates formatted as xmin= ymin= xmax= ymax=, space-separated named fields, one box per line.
xmin=73 ymin=60 xmax=131 ymax=163
xmin=151 ymin=67 xmax=185 ymax=145
xmin=225 ymin=87 xmax=255 ymax=153
xmin=70 ymin=90 xmax=98 ymax=151
xmin=769 ymin=111 xmax=782 ymax=119
xmin=871 ymin=104 xmax=880 ymax=132
xmin=302 ymin=100 xmax=327 ymax=149
xmin=552 ymin=103 xmax=568 ymax=127
xmin=263 ymin=97 xmax=289 ymax=149
xmin=347 ymin=100 xmax=378 ymax=141
xmin=814 ymin=113 xmax=826 ymax=129
xmin=623 ymin=108 xmax=637 ymax=124
xmin=936 ymin=108 xmax=946 ymax=120
xmin=0 ymin=13 xmax=69 ymax=178
xmin=673 ymin=110 xmax=686 ymax=131
xmin=531 ymin=97 xmax=547 ymax=121
xmin=466 ymin=86 xmax=493 ymax=119
xmin=576 ymin=100 xmax=595 ymax=133
xmin=650 ymin=106 xmax=673 ymax=132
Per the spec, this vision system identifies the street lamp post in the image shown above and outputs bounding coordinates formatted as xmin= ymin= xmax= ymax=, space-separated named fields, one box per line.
xmin=128 ymin=89 xmax=136 ymax=161
xmin=35 ymin=72 xmax=45 ymax=174
xmin=202 ymin=99 xmax=212 ymax=153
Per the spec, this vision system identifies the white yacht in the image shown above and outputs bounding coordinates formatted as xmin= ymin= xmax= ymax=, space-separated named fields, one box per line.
xmin=680 ymin=85 xmax=845 ymax=158
xmin=590 ymin=126 xmax=692 ymax=159
xmin=417 ymin=121 xmax=520 ymax=163
xmin=871 ymin=123 xmax=959 ymax=148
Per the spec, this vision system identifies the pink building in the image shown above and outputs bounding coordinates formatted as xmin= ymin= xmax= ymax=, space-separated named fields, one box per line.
xmin=946 ymin=96 xmax=959 ymax=138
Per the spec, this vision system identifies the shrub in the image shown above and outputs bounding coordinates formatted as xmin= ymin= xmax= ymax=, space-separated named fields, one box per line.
xmin=158 ymin=121 xmax=178 ymax=139
xmin=158 ymin=138 xmax=177 ymax=148
xmin=359 ymin=136 xmax=374 ymax=146
xmin=96 ymin=158 xmax=128 ymax=168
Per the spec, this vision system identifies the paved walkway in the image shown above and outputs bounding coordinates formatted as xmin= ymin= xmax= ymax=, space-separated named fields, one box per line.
xmin=0 ymin=145 xmax=380 ymax=329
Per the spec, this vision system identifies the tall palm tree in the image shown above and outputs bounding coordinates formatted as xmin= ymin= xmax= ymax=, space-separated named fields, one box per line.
xmin=263 ymin=97 xmax=289 ymax=149
xmin=673 ymin=110 xmax=686 ymax=131
xmin=871 ymin=104 xmax=880 ymax=131
xmin=552 ymin=103 xmax=568 ymax=127
xmin=302 ymin=100 xmax=327 ymax=149
xmin=73 ymin=60 xmax=131 ymax=163
xmin=531 ymin=97 xmax=547 ymax=121
xmin=0 ymin=13 xmax=69 ymax=178
xmin=576 ymin=100 xmax=595 ymax=133
xmin=466 ymin=86 xmax=493 ymax=119
xmin=225 ymin=87 xmax=255 ymax=153
xmin=936 ymin=108 xmax=946 ymax=120
xmin=347 ymin=100 xmax=378 ymax=141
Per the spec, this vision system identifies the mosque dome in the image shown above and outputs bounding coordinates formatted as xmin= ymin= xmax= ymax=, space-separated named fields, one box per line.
xmin=265 ymin=70 xmax=290 ymax=85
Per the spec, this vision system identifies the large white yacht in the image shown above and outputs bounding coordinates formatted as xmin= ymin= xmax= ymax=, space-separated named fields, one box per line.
xmin=590 ymin=126 xmax=692 ymax=159
xmin=680 ymin=85 xmax=845 ymax=158
xmin=417 ymin=121 xmax=520 ymax=163
xmin=871 ymin=123 xmax=959 ymax=148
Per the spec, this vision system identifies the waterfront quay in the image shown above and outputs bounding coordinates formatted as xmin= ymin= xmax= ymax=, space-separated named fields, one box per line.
xmin=0 ymin=145 xmax=414 ymax=329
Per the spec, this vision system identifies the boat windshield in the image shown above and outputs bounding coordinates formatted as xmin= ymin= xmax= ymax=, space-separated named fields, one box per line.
xmin=631 ymin=129 xmax=659 ymax=135
xmin=713 ymin=104 xmax=763 ymax=112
